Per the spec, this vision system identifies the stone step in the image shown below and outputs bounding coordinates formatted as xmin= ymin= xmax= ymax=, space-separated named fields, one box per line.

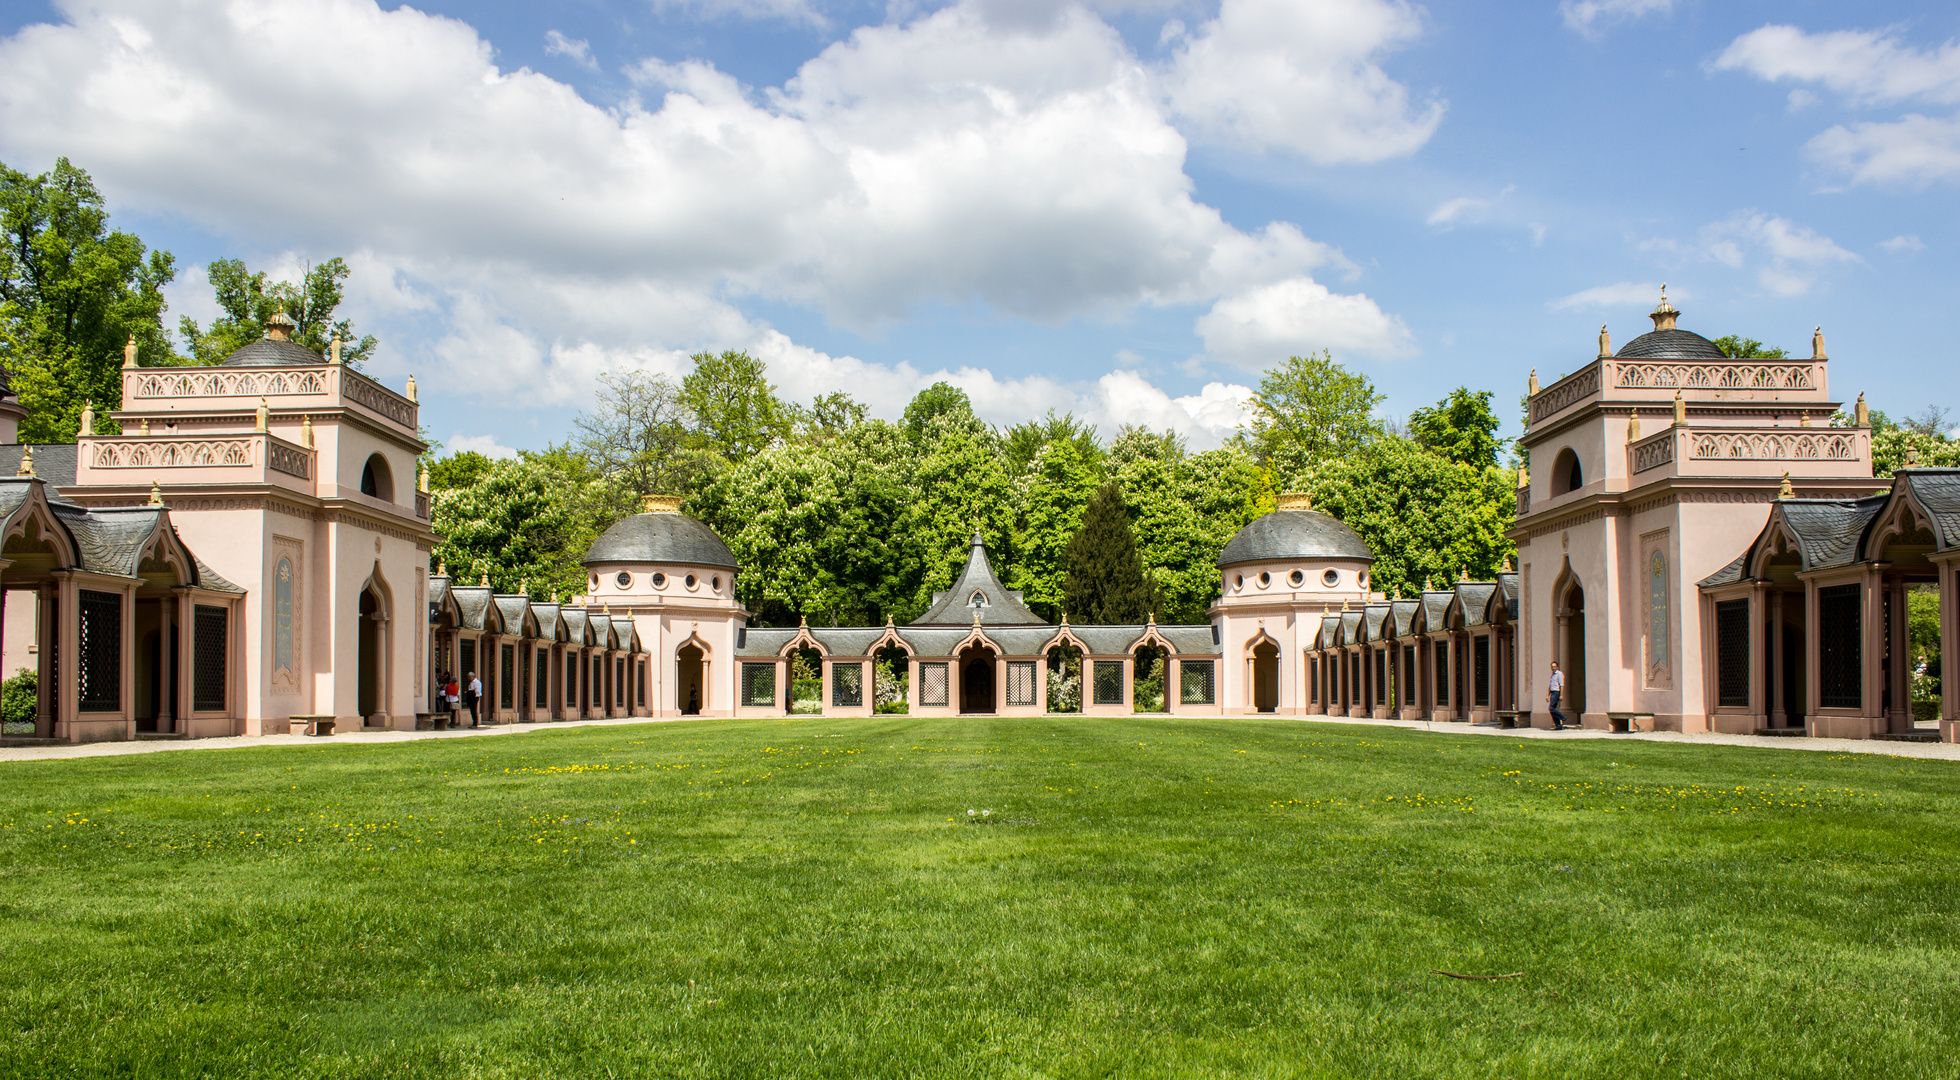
xmin=1754 ymin=727 xmax=1806 ymax=737
xmin=0 ymin=737 xmax=62 ymax=747
xmin=137 ymin=732 xmax=186 ymax=741
xmin=1873 ymin=731 xmax=1940 ymax=743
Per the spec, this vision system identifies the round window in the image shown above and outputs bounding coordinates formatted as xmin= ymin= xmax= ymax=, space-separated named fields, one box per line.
xmin=589 ymin=575 xmax=599 ymax=590
xmin=615 ymin=571 xmax=632 ymax=589
xmin=1288 ymin=569 xmax=1304 ymax=586
xmin=1235 ymin=574 xmax=1244 ymax=589
xmin=1323 ymin=569 xmax=1340 ymax=587
xmin=712 ymin=576 xmax=721 ymax=591
xmin=685 ymin=574 xmax=698 ymax=589
xmin=651 ymin=572 xmax=666 ymax=588
xmin=1258 ymin=571 xmax=1271 ymax=587
xmin=1358 ymin=571 xmax=1368 ymax=587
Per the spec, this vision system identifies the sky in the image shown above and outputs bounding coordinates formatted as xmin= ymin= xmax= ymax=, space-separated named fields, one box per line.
xmin=2 ymin=0 xmax=1956 ymax=458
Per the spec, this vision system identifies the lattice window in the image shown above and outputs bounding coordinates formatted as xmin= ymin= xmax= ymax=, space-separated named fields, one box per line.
xmin=1403 ymin=646 xmax=1417 ymax=704
xmin=741 ymin=662 xmax=777 ymax=707
xmin=501 ymin=644 xmax=515 ymax=709
xmin=1180 ymin=660 xmax=1215 ymax=705
xmin=1435 ymin=644 xmax=1449 ymax=707
xmin=193 ymin=605 xmax=227 ymax=712
xmin=1374 ymin=650 xmax=1386 ymax=706
xmin=1309 ymin=660 xmax=1318 ymax=703
xmin=1093 ymin=660 xmax=1125 ymax=705
xmin=1474 ymin=636 xmax=1490 ymax=707
xmin=615 ymin=658 xmax=625 ymax=707
xmin=536 ymin=651 xmax=549 ymax=709
xmin=833 ymin=662 xmax=865 ymax=707
xmin=637 ymin=661 xmax=646 ymax=707
xmin=1004 ymin=661 xmax=1036 ymax=707
xmin=565 ymin=654 xmax=576 ymax=709
xmin=1716 ymin=599 xmax=1750 ymax=708
xmin=1819 ymin=584 xmax=1862 ymax=709
xmin=919 ymin=662 xmax=949 ymax=707
xmin=78 ymin=590 xmax=121 ymax=712
xmin=461 ymin=640 xmax=476 ymax=686
xmin=594 ymin=657 xmax=605 ymax=708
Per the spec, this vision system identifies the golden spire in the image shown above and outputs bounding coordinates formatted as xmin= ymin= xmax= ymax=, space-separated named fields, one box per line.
xmin=1598 ymin=324 xmax=1612 ymax=358
xmin=479 ymin=572 xmax=489 ymax=587
xmin=1626 ymin=409 xmax=1640 ymax=442
xmin=1777 ymin=472 xmax=1794 ymax=500
xmin=1502 ymin=557 xmax=1513 ymax=572
xmin=1650 ymin=284 xmax=1678 ymax=330
xmin=148 ymin=480 xmax=163 ymax=507
xmin=436 ymin=559 xmax=446 ymax=577
xmin=886 ymin=611 xmax=894 ymax=627
xmin=18 ymin=446 xmax=34 ymax=478
xmin=1811 ymin=326 xmax=1827 ymax=360
xmin=1061 ymin=611 xmax=1069 ymax=625
xmin=1458 ymin=567 xmax=1469 ymax=582
xmin=799 ymin=612 xmax=808 ymax=628
xmin=1672 ymin=389 xmax=1687 ymax=427
xmin=520 ymin=577 xmax=528 ymax=596
xmin=1148 ymin=611 xmax=1157 ymax=626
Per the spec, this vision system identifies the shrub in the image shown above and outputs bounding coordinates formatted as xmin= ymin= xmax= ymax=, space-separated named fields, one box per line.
xmin=2 ymin=667 xmax=36 ymax=732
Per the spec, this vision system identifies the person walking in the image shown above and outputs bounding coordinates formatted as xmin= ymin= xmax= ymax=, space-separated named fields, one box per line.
xmin=1548 ymin=661 xmax=1567 ymax=730
xmin=465 ymin=671 xmax=482 ymax=728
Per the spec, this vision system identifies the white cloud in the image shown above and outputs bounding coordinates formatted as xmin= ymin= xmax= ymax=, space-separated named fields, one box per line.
xmin=1807 ymin=113 xmax=1960 ymax=186
xmin=1694 ymin=211 xmax=1860 ymax=296
xmin=1880 ymin=234 xmax=1926 ymax=253
xmin=1426 ymin=196 xmax=1485 ymax=227
xmin=1560 ymin=0 xmax=1670 ymax=39
xmin=652 ymin=0 xmax=827 ymax=27
xmin=1163 ymin=0 xmax=1443 ymax=163
xmin=543 ymin=30 xmax=596 ymax=70
xmin=446 ymin=434 xmax=520 ymax=459
xmin=1713 ymin=25 xmax=1960 ymax=107
xmin=1194 ymin=276 xmax=1414 ymax=369
xmin=1547 ymin=281 xmax=1669 ymax=311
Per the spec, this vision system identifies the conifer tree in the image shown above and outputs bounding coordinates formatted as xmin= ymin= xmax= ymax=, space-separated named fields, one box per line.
xmin=1062 ymin=483 xmax=1159 ymax=624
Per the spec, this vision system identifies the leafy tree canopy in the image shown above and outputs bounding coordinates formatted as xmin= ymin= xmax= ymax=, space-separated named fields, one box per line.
xmin=0 ymin=156 xmax=176 ymax=441
xmin=1063 ymin=483 xmax=1159 ymax=624
xmin=427 ymin=450 xmax=494 ymax=492
xmin=1004 ymin=410 xmax=1101 ymax=474
xmin=574 ymin=369 xmax=691 ymax=519
xmin=1302 ymin=435 xmax=1516 ymax=598
xmin=431 ymin=456 xmax=588 ymax=599
xmin=902 ymin=381 xmax=983 ymax=444
xmin=178 ymin=257 xmax=377 ymax=367
xmin=1408 ymin=387 xmax=1503 ymax=470
xmin=680 ymin=350 xmax=792 ymax=463
xmin=1241 ymin=351 xmax=1384 ymax=481
xmin=1711 ymin=335 xmax=1788 ymax=359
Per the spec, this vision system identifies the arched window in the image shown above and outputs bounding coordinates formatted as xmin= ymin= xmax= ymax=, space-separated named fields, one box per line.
xmin=360 ymin=454 xmax=394 ymax=501
xmin=969 ymin=591 xmax=988 ymax=608
xmin=1550 ymin=448 xmax=1583 ymax=497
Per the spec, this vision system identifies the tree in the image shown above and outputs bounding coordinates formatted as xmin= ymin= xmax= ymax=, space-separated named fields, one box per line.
xmin=902 ymin=381 xmax=982 ymax=444
xmin=1004 ymin=410 xmax=1101 ymax=474
xmin=430 ymin=457 xmax=587 ymax=597
xmin=1240 ymin=351 xmax=1384 ymax=482
xmin=1013 ymin=438 xmax=1104 ymax=619
xmin=797 ymin=391 xmax=868 ymax=445
xmin=0 ymin=157 xmax=176 ymax=441
xmin=1302 ymin=435 xmax=1516 ymax=597
xmin=1063 ymin=483 xmax=1160 ymax=624
xmin=1711 ymin=335 xmax=1788 ymax=360
xmin=427 ymin=450 xmax=494 ymax=491
xmin=902 ymin=412 xmax=1017 ymax=616
xmin=178 ymin=257 xmax=377 ymax=367
xmin=573 ymin=369 xmax=690 ymax=517
xmin=680 ymin=350 xmax=791 ymax=463
xmin=1408 ymin=387 xmax=1503 ymax=470
xmin=1105 ymin=429 xmax=1260 ymax=624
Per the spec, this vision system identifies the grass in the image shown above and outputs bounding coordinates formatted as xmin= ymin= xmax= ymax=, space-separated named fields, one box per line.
xmin=3 ymin=716 xmax=1958 ymax=1079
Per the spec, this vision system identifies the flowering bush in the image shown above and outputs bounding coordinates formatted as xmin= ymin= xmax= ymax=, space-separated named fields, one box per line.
xmin=874 ymin=659 xmax=908 ymax=713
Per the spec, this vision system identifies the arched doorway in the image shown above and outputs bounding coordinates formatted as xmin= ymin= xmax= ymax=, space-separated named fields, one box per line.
xmin=959 ymin=645 xmax=996 ymax=713
xmin=677 ymin=643 xmax=704 ymax=715
xmin=1252 ymin=641 xmax=1279 ymax=713
xmin=358 ymin=587 xmax=381 ymax=721
xmin=1560 ymin=583 xmax=1587 ymax=718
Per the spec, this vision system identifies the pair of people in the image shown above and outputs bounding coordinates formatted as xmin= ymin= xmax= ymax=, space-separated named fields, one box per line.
xmin=437 ymin=672 xmax=483 ymax=728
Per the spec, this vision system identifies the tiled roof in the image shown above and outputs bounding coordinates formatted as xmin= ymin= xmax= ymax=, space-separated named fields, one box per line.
xmin=583 ymin=510 xmax=737 ymax=569
xmin=1781 ymin=497 xmax=1886 ymax=571
xmin=912 ymin=533 xmax=1045 ymax=626
xmin=1698 ymin=553 xmax=1750 ymax=589
xmin=0 ymin=444 xmax=79 ymax=486
xmin=1615 ymin=328 xmax=1726 ymax=360
xmin=218 ymin=338 xmax=324 ymax=367
xmin=1455 ymin=582 xmax=1498 ymax=627
xmin=1218 ymin=509 xmax=1373 ymax=567
xmin=1895 ymin=469 xmax=1960 ymax=551
xmin=1388 ymin=599 xmax=1420 ymax=637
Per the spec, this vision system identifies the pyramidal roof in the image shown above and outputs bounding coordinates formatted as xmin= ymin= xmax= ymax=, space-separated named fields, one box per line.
xmin=910 ymin=531 xmax=1045 ymax=626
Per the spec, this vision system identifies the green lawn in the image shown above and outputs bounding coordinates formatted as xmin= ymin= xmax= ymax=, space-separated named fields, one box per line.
xmin=3 ymin=717 xmax=1958 ymax=1079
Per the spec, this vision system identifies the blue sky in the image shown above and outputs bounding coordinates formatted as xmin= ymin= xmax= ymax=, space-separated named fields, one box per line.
xmin=2 ymin=0 xmax=1955 ymax=456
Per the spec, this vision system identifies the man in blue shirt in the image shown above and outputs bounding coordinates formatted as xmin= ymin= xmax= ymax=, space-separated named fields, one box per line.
xmin=1547 ymin=662 xmax=1567 ymax=730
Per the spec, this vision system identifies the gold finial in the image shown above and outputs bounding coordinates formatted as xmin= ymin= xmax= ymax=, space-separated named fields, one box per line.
xmin=1626 ymin=409 xmax=1640 ymax=442
xmin=479 ymin=572 xmax=489 ymax=587
xmin=123 ymin=334 xmax=138 ymax=368
xmin=139 ymin=417 xmax=150 ymax=436
xmin=405 ymin=374 xmax=418 ymax=402
xmin=266 ymin=312 xmax=295 ymax=342
xmin=300 ymin=414 xmax=314 ymax=448
xmin=418 ymin=465 xmax=429 ymax=493
xmin=1148 ymin=611 xmax=1156 ymax=626
xmin=551 ymin=591 xmax=559 ymax=604
xmin=973 ymin=608 xmax=983 ymax=626
xmin=1799 ymin=410 xmax=1811 ymax=427
xmin=329 ymin=332 xmax=343 ymax=365
xmin=1777 ymin=471 xmax=1794 ymax=500
xmin=1502 ymin=557 xmax=1513 ymax=572
xmin=1423 ymin=577 xmax=1432 ymax=591
xmin=799 ymin=612 xmax=807 ymax=628
xmin=255 ymin=397 xmax=269 ymax=433
xmin=79 ymin=400 xmax=95 ymax=435
xmin=17 ymin=446 xmax=33 ymax=478
xmin=148 ymin=480 xmax=163 ymax=506
xmin=519 ymin=577 xmax=527 ymax=596
xmin=1650 ymin=284 xmax=1679 ymax=331
xmin=1905 ymin=444 xmax=1921 ymax=469
xmin=1060 ymin=611 xmax=1069 ymax=625
xmin=1518 ymin=464 xmax=1528 ymax=487
xmin=1458 ymin=567 xmax=1469 ymax=582
xmin=1855 ymin=392 xmax=1869 ymax=427
xmin=1341 ymin=599 xmax=1349 ymax=611
xmin=1598 ymin=324 xmax=1612 ymax=358
xmin=1811 ymin=326 xmax=1827 ymax=360
xmin=1672 ymin=389 xmax=1687 ymax=427
xmin=436 ymin=559 xmax=447 ymax=576
xmin=1276 ymin=491 xmax=1312 ymax=511
xmin=1528 ymin=368 xmax=1540 ymax=396
xmin=641 ymin=493 xmax=681 ymax=514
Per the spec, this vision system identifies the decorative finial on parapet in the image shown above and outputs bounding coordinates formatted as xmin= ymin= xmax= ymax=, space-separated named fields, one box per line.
xmin=300 ymin=415 xmax=314 ymax=448
xmin=1458 ymin=568 xmax=1469 ymax=582
xmin=1777 ymin=472 xmax=1794 ymax=500
xmin=799 ymin=612 xmax=808 ymax=628
xmin=1276 ymin=492 xmax=1312 ymax=511
xmin=405 ymin=374 xmax=418 ymax=403
xmin=1528 ymin=368 xmax=1540 ymax=396
xmin=1148 ymin=611 xmax=1157 ymax=626
xmin=1649 ymin=284 xmax=1678 ymax=331
xmin=1906 ymin=444 xmax=1922 ymax=469
xmin=328 ymin=332 xmax=343 ymax=365
xmin=437 ymin=559 xmax=446 ymax=577
xmin=1627 ymin=409 xmax=1640 ymax=442
xmin=1060 ymin=611 xmax=1069 ymax=626
xmin=17 ymin=446 xmax=33 ymax=478
xmin=1799 ymin=411 xmax=1811 ymax=428
xmin=519 ymin=578 xmax=527 ymax=597
xmin=973 ymin=608 xmax=982 ymax=626
xmin=479 ymin=572 xmax=489 ymax=587
xmin=1340 ymin=599 xmax=1349 ymax=611
xmin=1518 ymin=464 xmax=1528 ymax=488
xmin=1855 ymin=392 xmax=1869 ymax=428
xmin=1502 ymin=557 xmax=1513 ymax=572
xmin=149 ymin=480 xmax=163 ymax=507
xmin=123 ymin=335 xmax=138 ymax=369
xmin=1598 ymin=324 xmax=1612 ymax=358
xmin=1672 ymin=389 xmax=1687 ymax=427
xmin=419 ymin=465 xmax=429 ymax=492
xmin=886 ymin=611 xmax=894 ymax=627
xmin=139 ymin=417 xmax=150 ymax=436
xmin=255 ymin=398 xmax=269 ymax=433
xmin=1811 ymin=326 xmax=1827 ymax=360
xmin=79 ymin=401 xmax=95 ymax=435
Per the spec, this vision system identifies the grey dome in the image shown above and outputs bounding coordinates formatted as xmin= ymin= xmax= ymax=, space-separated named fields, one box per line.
xmin=583 ymin=511 xmax=737 ymax=569
xmin=1615 ymin=328 xmax=1726 ymax=360
xmin=1217 ymin=509 xmax=1373 ymax=568
xmin=220 ymin=338 xmax=325 ymax=367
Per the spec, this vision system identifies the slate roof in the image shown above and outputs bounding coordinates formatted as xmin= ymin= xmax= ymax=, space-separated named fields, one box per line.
xmin=452 ymin=586 xmax=494 ymax=631
xmin=1779 ymin=497 xmax=1887 ymax=571
xmin=1158 ymin=625 xmax=1219 ymax=655
xmin=736 ymin=627 xmax=800 ymax=658
xmin=1419 ymin=591 xmax=1453 ymax=632
xmin=1338 ymin=609 xmax=1362 ymax=645
xmin=583 ymin=510 xmax=737 ymax=569
xmin=1317 ymin=614 xmax=1341 ymax=649
xmin=528 ymin=602 xmax=561 ymax=639
xmin=1615 ymin=328 xmax=1726 ymax=360
xmin=218 ymin=338 xmax=324 ymax=367
xmin=1388 ymin=599 xmax=1420 ymax=637
xmin=1699 ymin=469 xmax=1960 ymax=590
xmin=1698 ymin=553 xmax=1750 ymax=589
xmin=732 ymin=620 xmax=1220 ymax=659
xmin=1359 ymin=604 xmax=1390 ymax=642
xmin=0 ymin=444 xmax=79 ymax=486
xmin=1895 ymin=469 xmax=1960 ymax=551
xmin=911 ymin=533 xmax=1044 ymax=626
xmin=428 ymin=574 xmax=450 ymax=609
xmin=1455 ymin=582 xmax=1498 ymax=628
xmin=561 ymin=607 xmax=590 ymax=644
xmin=493 ymin=596 xmax=532 ymax=634
xmin=1217 ymin=509 xmax=1373 ymax=567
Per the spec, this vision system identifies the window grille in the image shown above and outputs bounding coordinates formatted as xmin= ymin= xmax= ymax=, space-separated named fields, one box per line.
xmin=1350 ymin=654 xmax=1360 ymax=704
xmin=593 ymin=657 xmax=604 ymax=708
xmin=1093 ymin=660 xmax=1125 ymax=705
xmin=1819 ymin=584 xmax=1862 ymax=709
xmin=1716 ymin=599 xmax=1750 ymax=707
xmin=78 ymin=590 xmax=121 ymax=712
xmin=536 ymin=651 xmax=549 ymax=709
xmin=1374 ymin=650 xmax=1386 ymax=705
xmin=919 ymin=662 xmax=949 ymax=706
xmin=637 ymin=660 xmax=646 ymax=708
xmin=1180 ymin=660 xmax=1215 ymax=704
xmin=1434 ymin=645 xmax=1449 ymax=707
xmin=1309 ymin=661 xmax=1318 ymax=703
xmin=833 ymin=662 xmax=865 ymax=707
xmin=501 ymin=644 xmax=515 ymax=709
xmin=1474 ymin=636 xmax=1490 ymax=707
xmin=1403 ymin=645 xmax=1417 ymax=704
xmin=565 ymin=654 xmax=576 ymax=709
xmin=1004 ymin=661 xmax=1036 ymax=707
xmin=460 ymin=640 xmax=476 ymax=686
xmin=193 ymin=605 xmax=227 ymax=712
xmin=615 ymin=658 xmax=625 ymax=707
xmin=741 ymin=662 xmax=777 ymax=707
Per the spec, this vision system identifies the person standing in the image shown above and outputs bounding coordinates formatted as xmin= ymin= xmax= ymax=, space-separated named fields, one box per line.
xmin=443 ymin=673 xmax=460 ymax=729
xmin=1548 ymin=661 xmax=1567 ymax=730
xmin=465 ymin=671 xmax=482 ymax=728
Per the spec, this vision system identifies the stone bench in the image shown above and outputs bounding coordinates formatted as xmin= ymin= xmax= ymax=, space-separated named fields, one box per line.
xmin=288 ymin=715 xmax=335 ymax=737
xmin=1607 ymin=711 xmax=1655 ymax=733
xmin=1493 ymin=710 xmax=1525 ymax=730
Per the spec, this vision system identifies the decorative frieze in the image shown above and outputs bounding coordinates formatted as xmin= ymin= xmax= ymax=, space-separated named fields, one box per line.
xmin=267 ymin=442 xmax=312 ymax=479
xmin=342 ymin=375 xmax=415 ymax=427
xmin=92 ymin=439 xmax=251 ymax=468
xmin=1631 ymin=433 xmax=1675 ymax=473
xmin=1689 ymin=431 xmax=1855 ymax=461
xmin=1616 ymin=362 xmax=1814 ymax=391
xmin=133 ymin=370 xmax=325 ymax=398
xmin=1529 ymin=364 xmax=1601 ymax=422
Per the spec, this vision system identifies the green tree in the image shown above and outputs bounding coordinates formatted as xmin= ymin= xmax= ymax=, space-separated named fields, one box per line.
xmin=902 ymin=412 xmax=1016 ymax=615
xmin=426 ymin=450 xmax=494 ymax=492
xmin=1711 ymin=335 xmax=1789 ymax=359
xmin=796 ymin=391 xmax=868 ymax=446
xmin=431 ymin=457 xmax=587 ymax=597
xmin=178 ymin=257 xmax=377 ymax=367
xmin=1240 ymin=351 xmax=1384 ymax=481
xmin=680 ymin=350 xmax=791 ymax=463
xmin=1408 ymin=387 xmax=1503 ymax=470
xmin=1004 ymin=410 xmax=1101 ymax=474
xmin=690 ymin=440 xmax=844 ymax=623
xmin=902 ymin=382 xmax=982 ymax=444
xmin=1303 ymin=436 xmax=1516 ymax=597
xmin=1013 ymin=438 xmax=1104 ymax=619
xmin=0 ymin=157 xmax=176 ymax=441
xmin=1106 ymin=430 xmax=1261 ymax=624
xmin=1063 ymin=483 xmax=1160 ymax=624
xmin=573 ymin=369 xmax=691 ymax=518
